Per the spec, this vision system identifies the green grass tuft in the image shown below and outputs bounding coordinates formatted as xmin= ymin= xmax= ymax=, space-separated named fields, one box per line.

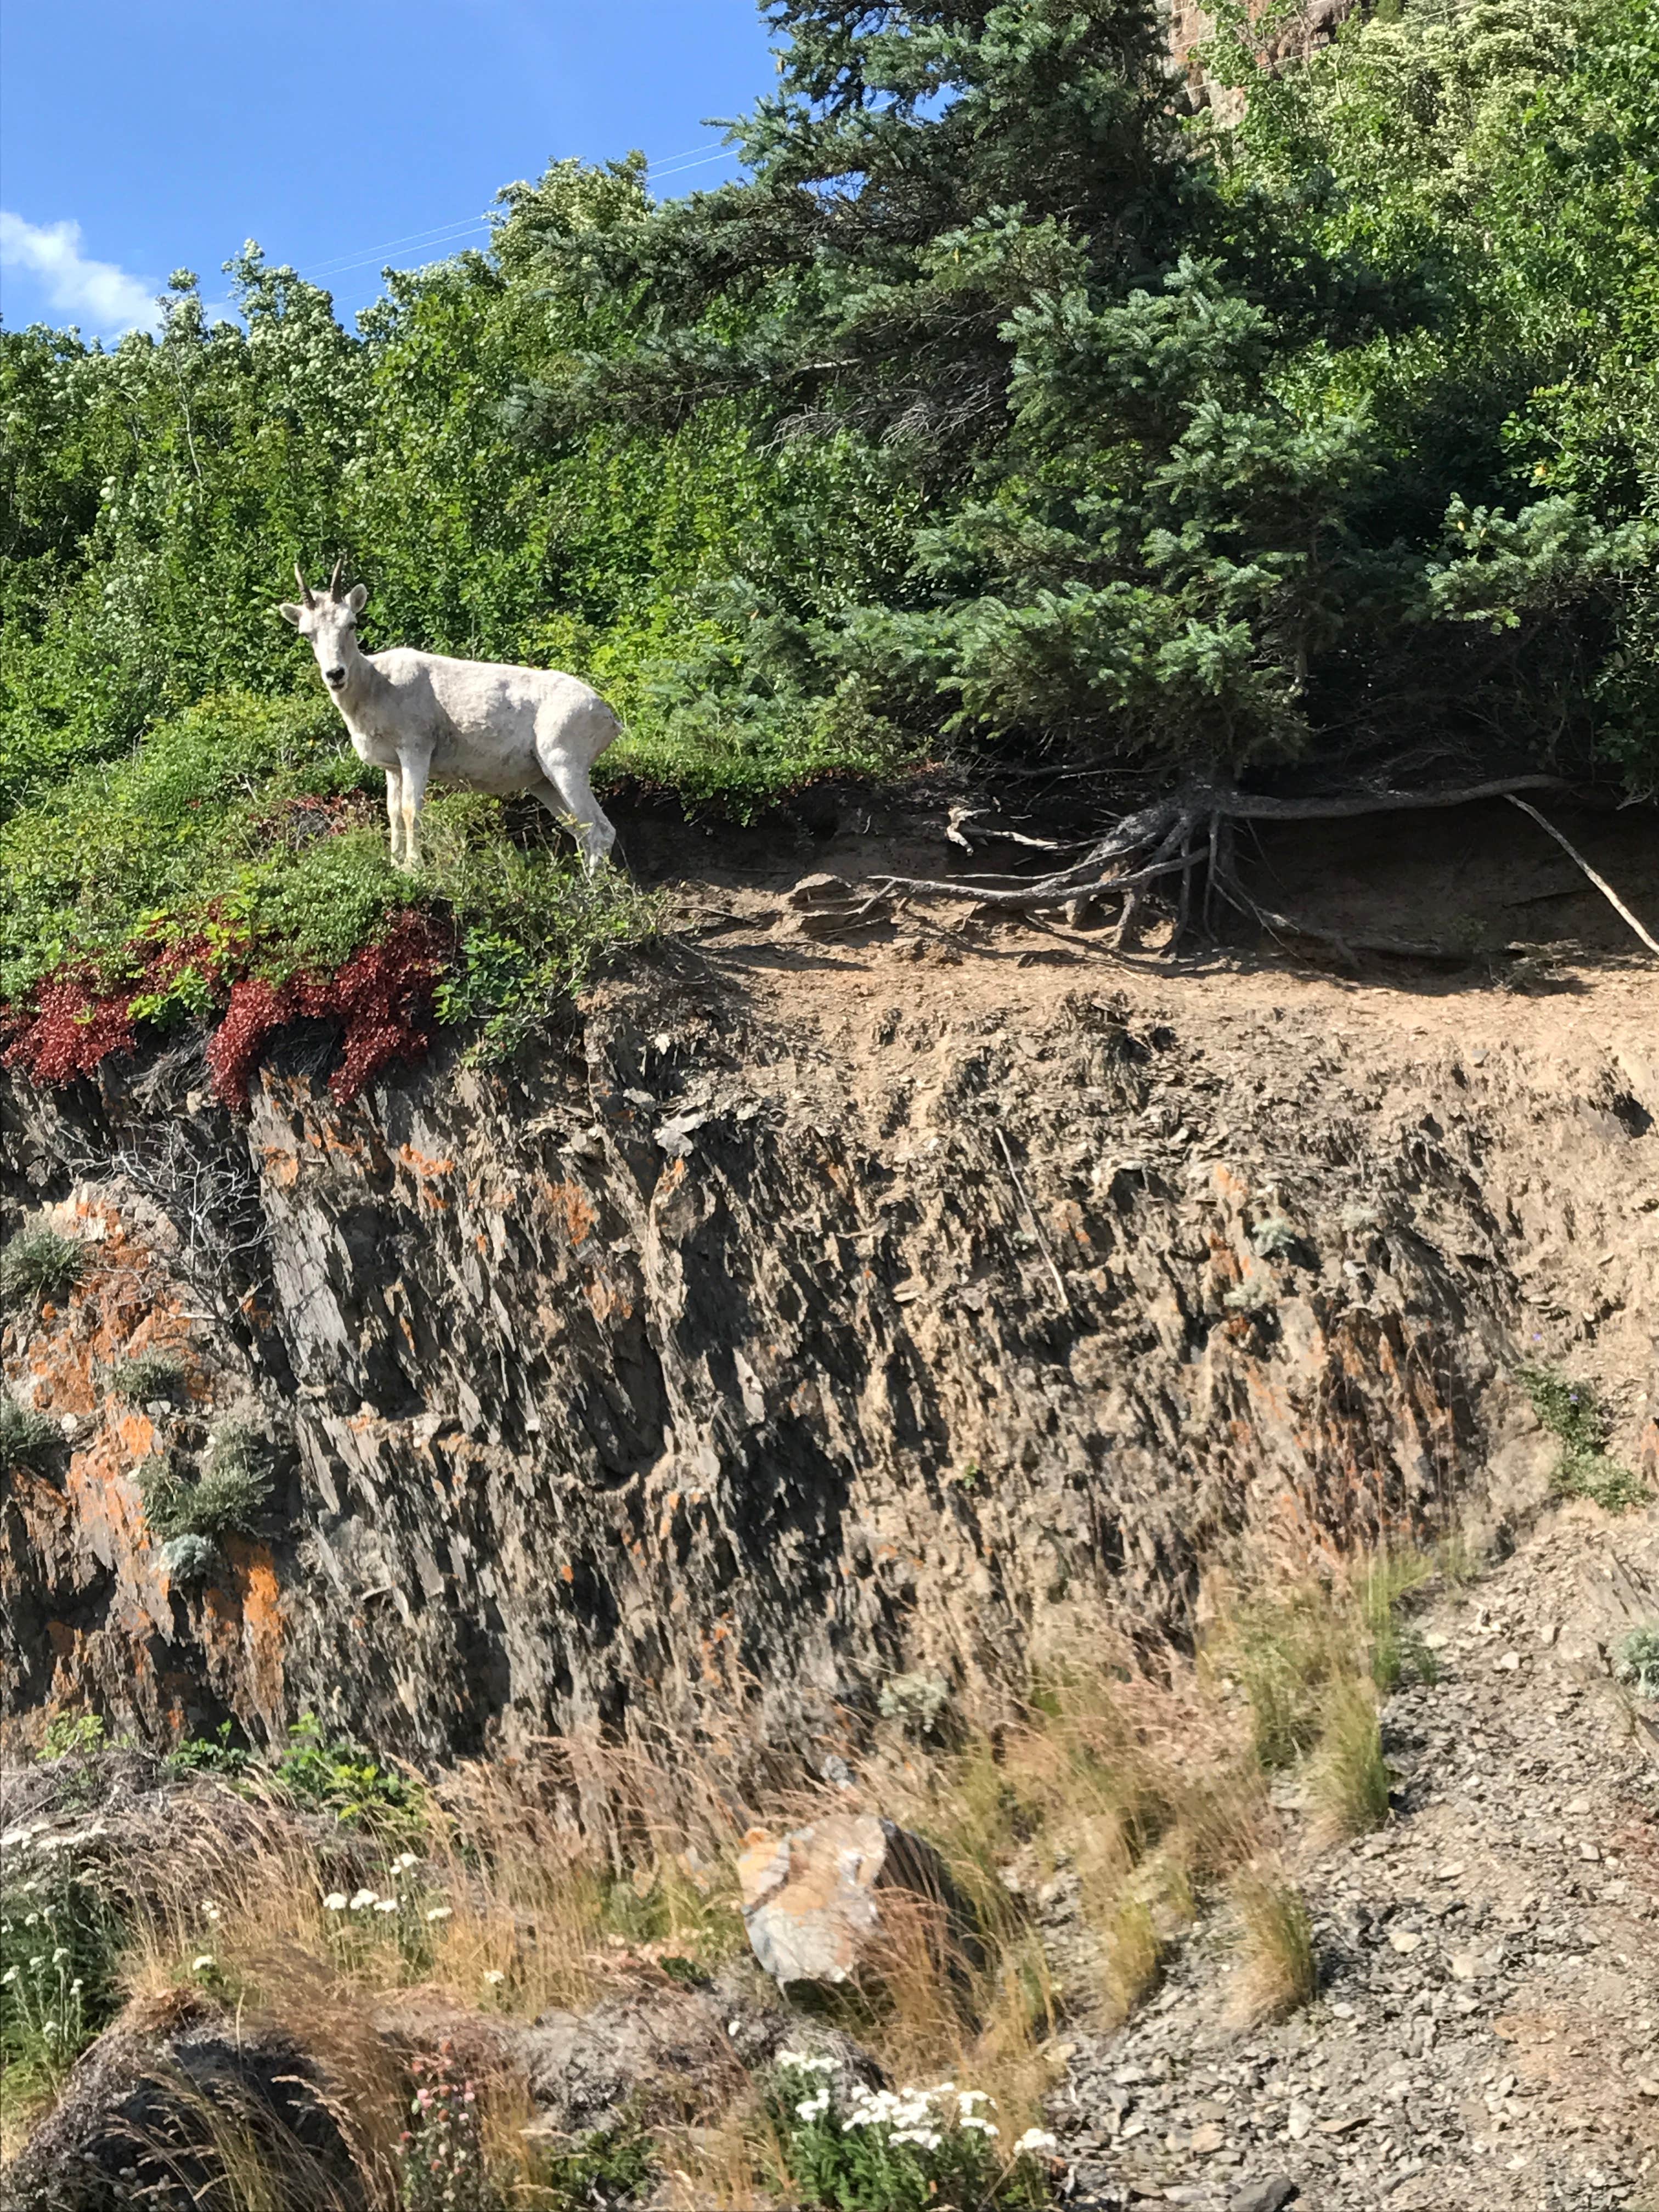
xmin=108 ymin=1347 xmax=187 ymax=1404
xmin=0 ymin=1395 xmax=61 ymax=1472
xmin=0 ymin=1228 xmax=84 ymax=1313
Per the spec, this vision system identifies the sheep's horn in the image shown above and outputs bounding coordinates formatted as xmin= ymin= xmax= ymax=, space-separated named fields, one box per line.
xmin=329 ymin=557 xmax=346 ymax=599
xmin=294 ymin=562 xmax=316 ymax=607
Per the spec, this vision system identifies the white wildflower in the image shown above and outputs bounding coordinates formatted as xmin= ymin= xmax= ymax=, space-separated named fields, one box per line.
xmin=323 ymin=1893 xmax=349 ymax=1911
xmin=727 ymin=2019 xmax=742 ymax=2038
xmin=794 ymin=2095 xmax=830 ymax=2121
xmin=191 ymin=1954 xmax=215 ymax=1972
xmin=482 ymin=1969 xmax=505 ymax=1985
xmin=890 ymin=2128 xmax=943 ymax=2149
xmin=957 ymin=2090 xmax=991 ymax=2108
xmin=1015 ymin=2129 xmax=1059 ymax=2155
xmin=394 ymin=1852 xmax=419 ymax=1871
xmin=52 ymin=1946 xmax=70 ymax=1962
xmin=373 ymin=1897 xmax=399 ymax=1914
xmin=425 ymin=1905 xmax=453 ymax=1923
xmin=348 ymin=1888 xmax=377 ymax=1911
xmin=1 ymin=1967 xmax=16 ymax=1986
xmin=70 ymin=1978 xmax=83 ymax=1993
xmin=961 ymin=2117 xmax=1000 ymax=2136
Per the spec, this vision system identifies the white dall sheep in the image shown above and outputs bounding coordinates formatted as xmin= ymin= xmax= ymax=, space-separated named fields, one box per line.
xmin=278 ymin=563 xmax=618 ymax=872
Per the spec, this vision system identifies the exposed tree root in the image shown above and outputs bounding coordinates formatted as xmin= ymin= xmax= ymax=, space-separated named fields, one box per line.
xmin=869 ymin=774 xmax=1575 ymax=955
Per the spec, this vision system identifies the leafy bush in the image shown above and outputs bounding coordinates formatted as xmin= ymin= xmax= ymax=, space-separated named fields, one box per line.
xmin=38 ymin=1712 xmax=109 ymax=1762
xmin=764 ymin=2058 xmax=1053 ymax=2211
xmin=2 ymin=721 xmax=660 ymax=1104
xmin=0 ymin=1227 xmax=83 ymax=1313
xmin=165 ymin=1719 xmax=253 ymax=1778
xmin=268 ymin=1713 xmax=421 ymax=1835
xmin=0 ymin=1395 xmax=60 ymax=1472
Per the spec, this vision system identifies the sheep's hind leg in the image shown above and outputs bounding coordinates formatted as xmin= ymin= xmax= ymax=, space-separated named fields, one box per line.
xmin=536 ymin=759 xmax=616 ymax=874
xmin=383 ymin=764 xmax=405 ymax=867
xmin=397 ymin=754 xmax=430 ymax=871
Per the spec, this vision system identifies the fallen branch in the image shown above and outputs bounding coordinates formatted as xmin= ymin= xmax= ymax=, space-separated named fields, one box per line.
xmin=1505 ymin=795 xmax=1659 ymax=957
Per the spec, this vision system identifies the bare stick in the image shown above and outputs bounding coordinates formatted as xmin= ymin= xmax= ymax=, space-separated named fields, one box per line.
xmin=1223 ymin=774 xmax=1565 ymax=822
xmin=1504 ymin=796 xmax=1659 ymax=957
xmin=993 ymin=1125 xmax=1072 ymax=1312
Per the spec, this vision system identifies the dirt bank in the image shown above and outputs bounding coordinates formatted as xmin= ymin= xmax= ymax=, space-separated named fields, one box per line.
xmin=4 ymin=801 xmax=1655 ymax=1766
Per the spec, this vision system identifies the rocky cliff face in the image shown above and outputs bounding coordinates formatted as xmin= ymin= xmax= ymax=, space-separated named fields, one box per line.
xmin=4 ymin=951 xmax=1654 ymax=1773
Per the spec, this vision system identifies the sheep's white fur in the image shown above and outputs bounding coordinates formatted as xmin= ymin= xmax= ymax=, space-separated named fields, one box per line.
xmin=279 ymin=568 xmax=618 ymax=872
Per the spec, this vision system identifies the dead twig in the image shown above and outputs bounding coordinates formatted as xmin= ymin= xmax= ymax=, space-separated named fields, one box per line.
xmin=992 ymin=1126 xmax=1072 ymax=1313
xmin=1504 ymin=795 xmax=1659 ymax=957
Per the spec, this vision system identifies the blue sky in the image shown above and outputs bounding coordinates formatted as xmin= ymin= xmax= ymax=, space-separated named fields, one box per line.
xmin=0 ymin=0 xmax=775 ymax=340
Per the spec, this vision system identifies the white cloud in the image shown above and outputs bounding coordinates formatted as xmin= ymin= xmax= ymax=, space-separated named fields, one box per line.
xmin=0 ymin=211 xmax=160 ymax=336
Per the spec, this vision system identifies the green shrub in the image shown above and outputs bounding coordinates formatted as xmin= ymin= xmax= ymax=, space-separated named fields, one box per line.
xmin=0 ymin=1395 xmax=60 ymax=1472
xmin=0 ymin=1227 xmax=83 ymax=1313
xmin=164 ymin=1719 xmax=254 ymax=1778
xmin=108 ymin=1347 xmax=187 ymax=1403
xmin=135 ymin=1431 xmax=272 ymax=1544
xmin=38 ymin=1712 xmax=109 ymax=1762
xmin=268 ymin=1713 xmax=421 ymax=1836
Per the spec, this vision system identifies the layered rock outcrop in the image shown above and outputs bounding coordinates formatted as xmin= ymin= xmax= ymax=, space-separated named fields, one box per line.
xmin=4 ymin=960 xmax=1653 ymax=1775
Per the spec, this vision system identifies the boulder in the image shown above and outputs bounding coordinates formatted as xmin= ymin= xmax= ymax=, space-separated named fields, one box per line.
xmin=737 ymin=1812 xmax=967 ymax=1987
xmin=4 ymin=1992 xmax=362 ymax=2212
xmin=509 ymin=1983 xmax=745 ymax=2135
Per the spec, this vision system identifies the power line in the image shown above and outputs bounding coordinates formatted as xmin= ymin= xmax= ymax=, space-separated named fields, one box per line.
xmin=298 ymin=140 xmax=741 ymax=286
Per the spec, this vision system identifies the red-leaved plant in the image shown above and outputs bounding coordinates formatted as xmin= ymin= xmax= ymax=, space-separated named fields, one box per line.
xmin=2 ymin=909 xmax=450 ymax=1112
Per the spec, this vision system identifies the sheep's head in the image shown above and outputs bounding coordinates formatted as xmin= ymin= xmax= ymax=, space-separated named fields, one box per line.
xmin=279 ymin=561 xmax=368 ymax=690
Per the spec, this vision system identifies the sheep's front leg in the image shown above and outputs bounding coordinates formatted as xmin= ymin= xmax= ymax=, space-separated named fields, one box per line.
xmin=398 ymin=753 xmax=430 ymax=872
xmin=383 ymin=763 xmax=405 ymax=867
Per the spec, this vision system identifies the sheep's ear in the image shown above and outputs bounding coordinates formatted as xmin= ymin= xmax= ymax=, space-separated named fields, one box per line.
xmin=346 ymin=583 xmax=368 ymax=614
xmin=278 ymin=601 xmax=307 ymax=629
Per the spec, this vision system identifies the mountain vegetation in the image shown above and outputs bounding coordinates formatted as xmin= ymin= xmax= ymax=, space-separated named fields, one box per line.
xmin=2 ymin=0 xmax=1655 ymax=1075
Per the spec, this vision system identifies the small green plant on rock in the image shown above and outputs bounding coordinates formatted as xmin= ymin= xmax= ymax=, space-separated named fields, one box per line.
xmin=165 ymin=1719 xmax=253 ymax=1778
xmin=521 ymin=2113 xmax=657 ymax=2209
xmin=1520 ymin=1365 xmax=1650 ymax=1513
xmin=109 ymin=1347 xmax=187 ymax=1403
xmin=1616 ymin=1626 xmax=1659 ymax=1699
xmin=136 ymin=1429 xmax=272 ymax=1544
xmin=0 ymin=1227 xmax=84 ymax=1313
xmin=0 ymin=1396 xmax=60 ymax=1473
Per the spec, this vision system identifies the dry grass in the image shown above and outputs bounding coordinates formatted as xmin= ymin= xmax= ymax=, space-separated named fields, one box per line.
xmin=12 ymin=1546 xmax=1448 ymax=2204
xmin=1310 ymin=1675 xmax=1392 ymax=1839
xmin=1227 ymin=1864 xmax=1317 ymax=2025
